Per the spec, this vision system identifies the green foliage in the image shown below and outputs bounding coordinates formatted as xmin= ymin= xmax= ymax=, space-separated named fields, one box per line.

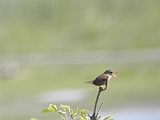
xmin=41 ymin=104 xmax=58 ymax=113
xmin=40 ymin=104 xmax=114 ymax=120
xmin=41 ymin=104 xmax=90 ymax=120
xmin=103 ymin=116 xmax=114 ymax=120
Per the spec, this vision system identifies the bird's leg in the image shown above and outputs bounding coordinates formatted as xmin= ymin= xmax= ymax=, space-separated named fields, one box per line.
xmin=103 ymin=85 xmax=107 ymax=90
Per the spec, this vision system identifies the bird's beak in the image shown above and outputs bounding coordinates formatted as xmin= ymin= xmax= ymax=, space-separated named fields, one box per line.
xmin=112 ymin=74 xmax=117 ymax=78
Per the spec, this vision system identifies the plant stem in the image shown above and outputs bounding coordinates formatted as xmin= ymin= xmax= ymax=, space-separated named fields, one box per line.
xmin=68 ymin=108 xmax=75 ymax=120
xmin=92 ymin=87 xmax=104 ymax=117
xmin=96 ymin=102 xmax=104 ymax=117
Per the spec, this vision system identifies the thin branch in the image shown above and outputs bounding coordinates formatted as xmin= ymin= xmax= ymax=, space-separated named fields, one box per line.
xmin=68 ymin=108 xmax=75 ymax=120
xmin=96 ymin=102 xmax=104 ymax=117
xmin=92 ymin=86 xmax=105 ymax=117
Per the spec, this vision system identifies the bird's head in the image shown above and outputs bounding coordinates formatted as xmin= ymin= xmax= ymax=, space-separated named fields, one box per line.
xmin=104 ymin=70 xmax=117 ymax=78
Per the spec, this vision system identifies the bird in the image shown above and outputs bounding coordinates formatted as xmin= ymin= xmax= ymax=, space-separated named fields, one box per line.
xmin=85 ymin=70 xmax=116 ymax=89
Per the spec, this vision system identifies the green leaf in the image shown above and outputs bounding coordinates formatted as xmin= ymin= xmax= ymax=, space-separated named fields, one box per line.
xmin=76 ymin=117 xmax=86 ymax=120
xmin=59 ymin=104 xmax=70 ymax=110
xmin=71 ymin=109 xmax=78 ymax=116
xmin=58 ymin=110 xmax=66 ymax=116
xmin=103 ymin=116 xmax=114 ymax=120
xmin=48 ymin=104 xmax=57 ymax=112
xmin=41 ymin=108 xmax=50 ymax=113
xmin=79 ymin=109 xmax=89 ymax=119
xmin=71 ymin=108 xmax=79 ymax=117
xmin=41 ymin=104 xmax=57 ymax=113
xmin=58 ymin=110 xmax=67 ymax=119
xmin=79 ymin=109 xmax=89 ymax=113
xmin=80 ymin=112 xmax=88 ymax=119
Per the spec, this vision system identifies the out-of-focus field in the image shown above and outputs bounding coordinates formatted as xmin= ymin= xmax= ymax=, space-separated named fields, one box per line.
xmin=0 ymin=0 xmax=160 ymax=120
xmin=1 ymin=0 xmax=160 ymax=54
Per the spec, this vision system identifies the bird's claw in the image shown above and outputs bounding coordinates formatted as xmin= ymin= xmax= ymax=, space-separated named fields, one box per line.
xmin=99 ymin=86 xmax=107 ymax=91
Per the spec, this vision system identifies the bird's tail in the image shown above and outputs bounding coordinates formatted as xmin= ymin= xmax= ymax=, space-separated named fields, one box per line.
xmin=85 ymin=80 xmax=93 ymax=84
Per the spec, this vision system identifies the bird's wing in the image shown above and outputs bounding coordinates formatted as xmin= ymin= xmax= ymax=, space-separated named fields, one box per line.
xmin=97 ymin=74 xmax=108 ymax=80
xmin=91 ymin=74 xmax=107 ymax=86
xmin=97 ymin=74 xmax=109 ymax=87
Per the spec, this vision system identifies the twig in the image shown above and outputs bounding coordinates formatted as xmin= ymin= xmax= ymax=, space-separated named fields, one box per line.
xmin=91 ymin=86 xmax=105 ymax=118
xmin=68 ymin=108 xmax=75 ymax=120
xmin=96 ymin=102 xmax=104 ymax=117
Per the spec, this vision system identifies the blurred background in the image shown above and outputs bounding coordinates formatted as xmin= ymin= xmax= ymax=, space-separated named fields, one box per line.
xmin=0 ymin=0 xmax=160 ymax=120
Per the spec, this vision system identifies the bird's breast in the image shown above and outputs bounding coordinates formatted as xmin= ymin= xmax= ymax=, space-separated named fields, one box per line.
xmin=107 ymin=75 xmax=112 ymax=81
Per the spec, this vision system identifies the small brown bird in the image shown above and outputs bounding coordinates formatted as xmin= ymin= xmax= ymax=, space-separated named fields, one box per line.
xmin=85 ymin=70 xmax=116 ymax=88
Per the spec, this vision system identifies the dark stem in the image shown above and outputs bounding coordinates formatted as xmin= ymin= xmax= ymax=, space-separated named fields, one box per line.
xmin=92 ymin=86 xmax=105 ymax=117
xmin=96 ymin=102 xmax=104 ymax=117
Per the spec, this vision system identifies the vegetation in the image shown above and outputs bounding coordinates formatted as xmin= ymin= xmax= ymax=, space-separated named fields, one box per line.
xmin=40 ymin=86 xmax=114 ymax=120
xmin=0 ymin=0 xmax=160 ymax=120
